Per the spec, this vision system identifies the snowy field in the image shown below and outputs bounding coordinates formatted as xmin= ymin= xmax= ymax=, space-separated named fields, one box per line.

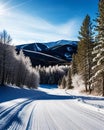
xmin=0 ymin=85 xmax=104 ymax=130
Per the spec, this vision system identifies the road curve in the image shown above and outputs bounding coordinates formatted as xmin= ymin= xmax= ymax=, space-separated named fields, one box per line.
xmin=0 ymin=88 xmax=104 ymax=130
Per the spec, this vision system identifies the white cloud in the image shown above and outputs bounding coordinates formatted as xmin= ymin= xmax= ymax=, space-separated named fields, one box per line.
xmin=0 ymin=8 xmax=80 ymax=45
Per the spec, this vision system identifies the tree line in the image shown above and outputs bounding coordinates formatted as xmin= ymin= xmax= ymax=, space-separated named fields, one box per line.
xmin=0 ymin=30 xmax=69 ymax=88
xmin=60 ymin=0 xmax=104 ymax=96
xmin=35 ymin=65 xmax=69 ymax=84
xmin=0 ymin=30 xmax=39 ymax=88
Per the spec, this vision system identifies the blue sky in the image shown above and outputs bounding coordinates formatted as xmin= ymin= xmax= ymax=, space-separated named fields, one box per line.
xmin=0 ymin=0 xmax=98 ymax=45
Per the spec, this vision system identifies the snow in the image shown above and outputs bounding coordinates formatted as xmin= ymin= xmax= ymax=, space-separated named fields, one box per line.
xmin=0 ymin=85 xmax=104 ymax=130
xmin=65 ymin=89 xmax=104 ymax=113
xmin=97 ymin=56 xmax=104 ymax=65
xmin=64 ymin=52 xmax=71 ymax=58
xmin=90 ymin=68 xmax=104 ymax=82
xmin=23 ymin=49 xmax=64 ymax=61
xmin=45 ymin=40 xmax=77 ymax=48
xmin=67 ymin=47 xmax=72 ymax=51
xmin=34 ymin=43 xmax=42 ymax=51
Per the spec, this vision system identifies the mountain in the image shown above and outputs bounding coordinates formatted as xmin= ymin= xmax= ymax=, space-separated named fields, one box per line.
xmin=22 ymin=49 xmax=66 ymax=66
xmin=16 ymin=40 xmax=78 ymax=66
xmin=42 ymin=44 xmax=77 ymax=61
xmin=16 ymin=43 xmax=48 ymax=52
xmin=44 ymin=40 xmax=77 ymax=48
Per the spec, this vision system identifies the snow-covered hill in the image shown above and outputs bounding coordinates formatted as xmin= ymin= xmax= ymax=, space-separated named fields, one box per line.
xmin=0 ymin=85 xmax=104 ymax=130
xmin=16 ymin=40 xmax=78 ymax=50
xmin=16 ymin=40 xmax=77 ymax=66
xmin=44 ymin=40 xmax=78 ymax=48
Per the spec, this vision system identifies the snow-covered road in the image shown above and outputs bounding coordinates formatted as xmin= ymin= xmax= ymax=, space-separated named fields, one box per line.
xmin=0 ymin=85 xmax=104 ymax=130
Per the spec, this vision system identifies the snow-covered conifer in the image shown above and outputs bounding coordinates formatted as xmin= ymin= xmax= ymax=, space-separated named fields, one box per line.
xmin=66 ymin=68 xmax=73 ymax=89
xmin=76 ymin=15 xmax=94 ymax=93
xmin=90 ymin=0 xmax=104 ymax=96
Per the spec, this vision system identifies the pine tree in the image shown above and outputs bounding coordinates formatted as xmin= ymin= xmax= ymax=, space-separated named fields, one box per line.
xmin=60 ymin=75 xmax=66 ymax=89
xmin=66 ymin=68 xmax=73 ymax=89
xmin=76 ymin=15 xmax=94 ymax=93
xmin=90 ymin=0 xmax=104 ymax=96
xmin=71 ymin=54 xmax=78 ymax=75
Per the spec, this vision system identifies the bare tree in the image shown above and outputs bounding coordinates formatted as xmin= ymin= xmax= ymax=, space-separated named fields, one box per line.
xmin=0 ymin=30 xmax=12 ymax=85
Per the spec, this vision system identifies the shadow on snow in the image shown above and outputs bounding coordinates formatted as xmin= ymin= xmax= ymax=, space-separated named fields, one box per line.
xmin=0 ymin=85 xmax=104 ymax=130
xmin=0 ymin=85 xmax=104 ymax=103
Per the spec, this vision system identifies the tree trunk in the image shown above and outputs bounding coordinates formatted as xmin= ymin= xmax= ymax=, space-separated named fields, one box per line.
xmin=1 ymin=52 xmax=6 ymax=86
xmin=88 ymin=62 xmax=91 ymax=93
xmin=89 ymin=81 xmax=91 ymax=94
xmin=85 ymin=81 xmax=88 ymax=92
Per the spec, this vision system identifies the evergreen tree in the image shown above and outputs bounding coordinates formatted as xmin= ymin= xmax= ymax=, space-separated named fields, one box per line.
xmin=76 ymin=15 xmax=94 ymax=93
xmin=60 ymin=75 xmax=66 ymax=89
xmin=71 ymin=54 xmax=78 ymax=75
xmin=90 ymin=0 xmax=104 ymax=96
xmin=66 ymin=68 xmax=73 ymax=89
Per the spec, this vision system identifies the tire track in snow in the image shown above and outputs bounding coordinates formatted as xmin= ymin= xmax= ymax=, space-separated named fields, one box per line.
xmin=0 ymin=100 xmax=32 ymax=130
xmin=31 ymin=101 xmax=58 ymax=130
xmin=41 ymin=103 xmax=56 ymax=130
xmin=0 ymin=97 xmax=38 ymax=130
xmin=0 ymin=86 xmax=104 ymax=130
xmin=7 ymin=101 xmax=38 ymax=130
xmin=26 ymin=104 xmax=37 ymax=130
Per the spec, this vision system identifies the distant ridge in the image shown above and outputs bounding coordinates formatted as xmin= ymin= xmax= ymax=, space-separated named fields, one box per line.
xmin=44 ymin=40 xmax=78 ymax=48
xmin=16 ymin=40 xmax=77 ymax=66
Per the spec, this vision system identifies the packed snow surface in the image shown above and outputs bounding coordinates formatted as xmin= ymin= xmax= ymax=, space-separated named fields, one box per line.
xmin=0 ymin=85 xmax=104 ymax=130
